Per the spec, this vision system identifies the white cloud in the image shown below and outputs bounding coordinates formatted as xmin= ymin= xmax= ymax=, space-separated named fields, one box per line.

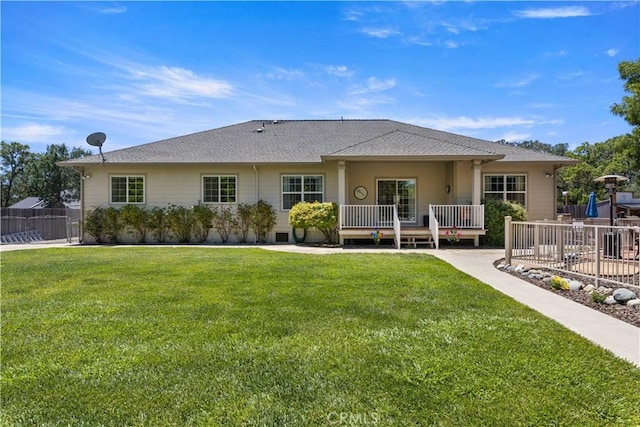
xmin=544 ymin=50 xmax=567 ymax=58
xmin=415 ymin=116 xmax=536 ymax=131
xmin=500 ymin=131 xmax=531 ymax=142
xmin=557 ymin=71 xmax=586 ymax=81
xmin=515 ymin=6 xmax=591 ymax=19
xmin=443 ymin=40 xmax=460 ymax=49
xmin=98 ymin=5 xmax=127 ymax=15
xmin=494 ymin=74 xmax=539 ymax=88
xmin=606 ymin=48 xmax=619 ymax=57
xmin=406 ymin=36 xmax=432 ymax=47
xmin=325 ymin=65 xmax=355 ymax=78
xmin=1 ymin=123 xmax=68 ymax=143
xmin=441 ymin=19 xmax=483 ymax=34
xmin=262 ymin=67 xmax=304 ymax=81
xmin=349 ymin=77 xmax=396 ymax=95
xmin=129 ymin=66 xmax=234 ymax=100
xmin=361 ymin=27 xmax=401 ymax=38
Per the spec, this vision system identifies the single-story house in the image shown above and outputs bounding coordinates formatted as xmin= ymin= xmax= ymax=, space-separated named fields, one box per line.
xmin=60 ymin=119 xmax=579 ymax=247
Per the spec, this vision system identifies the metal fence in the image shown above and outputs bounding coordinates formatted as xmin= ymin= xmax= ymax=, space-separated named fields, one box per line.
xmin=1 ymin=208 xmax=80 ymax=244
xmin=505 ymin=217 xmax=640 ymax=288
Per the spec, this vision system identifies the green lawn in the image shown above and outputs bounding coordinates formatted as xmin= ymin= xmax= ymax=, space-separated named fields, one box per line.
xmin=2 ymin=247 xmax=639 ymax=426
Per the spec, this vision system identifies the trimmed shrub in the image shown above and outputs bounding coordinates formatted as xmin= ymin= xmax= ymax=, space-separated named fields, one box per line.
xmin=84 ymin=207 xmax=106 ymax=244
xmin=484 ymin=198 xmax=528 ymax=247
xmin=288 ymin=201 xmax=338 ymax=243
xmin=192 ymin=204 xmax=215 ymax=243
xmin=251 ymin=200 xmax=277 ymax=244
xmin=121 ymin=204 xmax=150 ymax=243
xmin=212 ymin=205 xmax=237 ymax=243
xmin=236 ymin=203 xmax=252 ymax=243
xmin=167 ymin=205 xmax=193 ymax=243
xmin=149 ymin=207 xmax=170 ymax=243
xmin=104 ymin=207 xmax=123 ymax=243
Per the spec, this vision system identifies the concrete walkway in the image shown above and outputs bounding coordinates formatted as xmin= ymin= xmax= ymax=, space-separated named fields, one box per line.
xmin=2 ymin=243 xmax=639 ymax=367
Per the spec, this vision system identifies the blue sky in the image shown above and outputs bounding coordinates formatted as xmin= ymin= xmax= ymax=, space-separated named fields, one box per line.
xmin=1 ymin=1 xmax=638 ymax=154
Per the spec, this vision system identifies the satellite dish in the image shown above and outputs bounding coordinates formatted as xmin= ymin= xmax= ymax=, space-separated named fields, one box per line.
xmin=86 ymin=132 xmax=107 ymax=164
xmin=86 ymin=132 xmax=106 ymax=147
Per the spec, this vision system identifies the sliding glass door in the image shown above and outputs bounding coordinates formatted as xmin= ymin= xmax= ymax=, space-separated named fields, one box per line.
xmin=376 ymin=179 xmax=416 ymax=222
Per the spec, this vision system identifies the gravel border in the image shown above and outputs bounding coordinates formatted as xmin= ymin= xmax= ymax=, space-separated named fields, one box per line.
xmin=494 ymin=259 xmax=640 ymax=328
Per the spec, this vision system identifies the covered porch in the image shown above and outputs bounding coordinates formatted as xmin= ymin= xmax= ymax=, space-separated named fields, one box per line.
xmin=338 ymin=204 xmax=486 ymax=249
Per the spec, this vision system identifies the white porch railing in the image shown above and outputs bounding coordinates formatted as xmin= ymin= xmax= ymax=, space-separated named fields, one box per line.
xmin=339 ymin=205 xmax=396 ymax=229
xmin=339 ymin=204 xmax=401 ymax=249
xmin=428 ymin=205 xmax=440 ymax=250
xmin=429 ymin=204 xmax=485 ymax=229
xmin=392 ymin=207 xmax=401 ymax=250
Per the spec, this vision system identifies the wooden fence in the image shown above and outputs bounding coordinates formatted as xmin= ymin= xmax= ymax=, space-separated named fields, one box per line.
xmin=1 ymin=208 xmax=81 ymax=243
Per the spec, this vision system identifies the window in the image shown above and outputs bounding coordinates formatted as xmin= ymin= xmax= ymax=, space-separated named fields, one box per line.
xmin=483 ymin=174 xmax=526 ymax=206
xmin=111 ymin=176 xmax=145 ymax=204
xmin=282 ymin=175 xmax=323 ymax=209
xmin=203 ymin=175 xmax=237 ymax=203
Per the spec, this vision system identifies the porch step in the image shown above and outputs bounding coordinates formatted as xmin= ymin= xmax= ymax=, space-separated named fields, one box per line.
xmin=400 ymin=233 xmax=435 ymax=248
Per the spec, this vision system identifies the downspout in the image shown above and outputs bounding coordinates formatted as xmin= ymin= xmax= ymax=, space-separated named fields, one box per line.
xmin=252 ymin=165 xmax=259 ymax=201
xmin=78 ymin=167 xmax=85 ymax=244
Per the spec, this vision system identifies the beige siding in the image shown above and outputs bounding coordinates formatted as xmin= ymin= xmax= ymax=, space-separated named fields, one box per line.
xmin=346 ymin=161 xmax=449 ymax=225
xmin=81 ymin=163 xmax=340 ymax=243
xmin=481 ymin=162 xmax=557 ymax=221
xmin=79 ymin=159 xmax=559 ymax=242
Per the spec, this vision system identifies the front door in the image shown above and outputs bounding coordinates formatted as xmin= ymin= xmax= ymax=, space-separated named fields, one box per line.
xmin=377 ymin=179 xmax=416 ymax=222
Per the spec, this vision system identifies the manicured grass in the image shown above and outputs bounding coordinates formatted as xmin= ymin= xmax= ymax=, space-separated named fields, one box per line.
xmin=1 ymin=247 xmax=639 ymax=426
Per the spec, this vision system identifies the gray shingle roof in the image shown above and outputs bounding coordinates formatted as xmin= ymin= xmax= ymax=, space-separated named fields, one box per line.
xmin=60 ymin=119 xmax=579 ymax=166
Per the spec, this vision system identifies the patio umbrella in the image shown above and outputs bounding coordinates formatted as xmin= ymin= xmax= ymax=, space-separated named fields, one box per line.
xmin=585 ymin=191 xmax=599 ymax=218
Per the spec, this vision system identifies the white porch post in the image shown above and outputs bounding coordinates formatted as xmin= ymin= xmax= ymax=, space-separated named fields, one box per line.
xmin=472 ymin=160 xmax=482 ymax=247
xmin=472 ymin=159 xmax=482 ymax=205
xmin=338 ymin=161 xmax=346 ymax=245
xmin=338 ymin=161 xmax=346 ymax=205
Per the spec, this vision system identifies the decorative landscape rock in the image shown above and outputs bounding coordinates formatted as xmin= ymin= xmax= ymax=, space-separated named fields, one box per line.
xmin=597 ymin=287 xmax=613 ymax=295
xmin=613 ymin=289 xmax=637 ymax=304
xmin=495 ymin=259 xmax=639 ymax=327
xmin=568 ymin=280 xmax=583 ymax=291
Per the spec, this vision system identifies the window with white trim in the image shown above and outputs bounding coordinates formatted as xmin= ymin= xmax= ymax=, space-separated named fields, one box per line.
xmin=111 ymin=176 xmax=145 ymax=204
xmin=282 ymin=175 xmax=323 ymax=209
xmin=483 ymin=174 xmax=526 ymax=206
xmin=202 ymin=175 xmax=237 ymax=203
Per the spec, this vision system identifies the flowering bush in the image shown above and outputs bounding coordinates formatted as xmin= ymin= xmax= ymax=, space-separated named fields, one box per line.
xmin=550 ymin=275 xmax=569 ymax=291
xmin=371 ymin=228 xmax=384 ymax=245
xmin=445 ymin=226 xmax=461 ymax=244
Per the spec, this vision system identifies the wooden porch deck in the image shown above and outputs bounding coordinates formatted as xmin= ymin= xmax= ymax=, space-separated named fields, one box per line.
xmin=338 ymin=226 xmax=486 ymax=248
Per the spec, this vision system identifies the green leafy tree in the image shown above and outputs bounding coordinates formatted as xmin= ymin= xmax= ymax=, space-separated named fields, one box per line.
xmin=610 ymin=58 xmax=640 ymax=191
xmin=611 ymin=58 xmax=640 ymax=126
xmin=21 ymin=144 xmax=92 ymax=208
xmin=0 ymin=141 xmax=32 ymax=207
